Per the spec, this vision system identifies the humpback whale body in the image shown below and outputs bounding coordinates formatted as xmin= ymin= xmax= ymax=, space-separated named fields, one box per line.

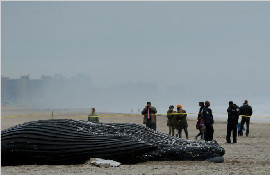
xmin=1 ymin=119 xmax=225 ymax=166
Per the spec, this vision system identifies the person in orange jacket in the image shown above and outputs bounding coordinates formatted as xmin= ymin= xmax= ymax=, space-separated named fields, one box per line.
xmin=175 ymin=104 xmax=188 ymax=139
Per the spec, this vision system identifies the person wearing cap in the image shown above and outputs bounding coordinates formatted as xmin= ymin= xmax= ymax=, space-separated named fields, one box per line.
xmin=175 ymin=104 xmax=188 ymax=139
xmin=141 ymin=102 xmax=157 ymax=130
xmin=167 ymin=105 xmax=175 ymax=136
xmin=195 ymin=102 xmax=205 ymax=140
xmin=88 ymin=108 xmax=99 ymax=122
xmin=239 ymin=100 xmax=253 ymax=137
xmin=226 ymin=101 xmax=240 ymax=143
xmin=201 ymin=101 xmax=214 ymax=141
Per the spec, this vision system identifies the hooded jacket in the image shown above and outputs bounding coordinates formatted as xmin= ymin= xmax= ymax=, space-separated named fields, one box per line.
xmin=227 ymin=104 xmax=240 ymax=125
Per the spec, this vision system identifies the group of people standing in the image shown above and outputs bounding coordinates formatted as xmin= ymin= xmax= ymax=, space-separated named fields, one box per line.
xmin=226 ymin=100 xmax=252 ymax=143
xmin=141 ymin=100 xmax=252 ymax=143
xmin=141 ymin=101 xmax=214 ymax=141
xmin=141 ymin=102 xmax=188 ymax=139
xmin=195 ymin=101 xmax=214 ymax=141
xmin=88 ymin=100 xmax=252 ymax=143
xmin=166 ymin=104 xmax=188 ymax=139
xmin=166 ymin=101 xmax=214 ymax=141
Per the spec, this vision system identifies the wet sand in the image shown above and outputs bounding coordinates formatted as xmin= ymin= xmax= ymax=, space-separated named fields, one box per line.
xmin=1 ymin=107 xmax=270 ymax=175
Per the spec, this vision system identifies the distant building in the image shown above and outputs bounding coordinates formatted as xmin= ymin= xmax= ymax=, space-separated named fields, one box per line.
xmin=1 ymin=76 xmax=19 ymax=105
xmin=1 ymin=74 xmax=92 ymax=107
xmin=2 ymin=75 xmax=24 ymax=105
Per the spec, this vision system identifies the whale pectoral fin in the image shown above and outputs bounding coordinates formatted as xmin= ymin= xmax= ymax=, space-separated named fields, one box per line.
xmin=206 ymin=156 xmax=224 ymax=163
xmin=88 ymin=158 xmax=121 ymax=167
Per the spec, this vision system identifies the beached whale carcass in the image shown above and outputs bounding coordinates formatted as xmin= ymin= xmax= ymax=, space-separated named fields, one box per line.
xmin=1 ymin=119 xmax=225 ymax=165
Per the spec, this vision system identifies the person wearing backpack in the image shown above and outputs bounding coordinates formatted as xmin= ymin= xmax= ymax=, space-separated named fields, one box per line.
xmin=195 ymin=102 xmax=205 ymax=140
xmin=226 ymin=101 xmax=240 ymax=143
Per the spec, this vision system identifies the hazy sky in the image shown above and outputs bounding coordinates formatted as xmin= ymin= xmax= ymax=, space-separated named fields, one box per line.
xmin=1 ymin=1 xmax=270 ymax=109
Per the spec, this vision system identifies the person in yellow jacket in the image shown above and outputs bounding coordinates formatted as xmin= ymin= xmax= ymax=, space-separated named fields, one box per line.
xmin=88 ymin=108 xmax=99 ymax=122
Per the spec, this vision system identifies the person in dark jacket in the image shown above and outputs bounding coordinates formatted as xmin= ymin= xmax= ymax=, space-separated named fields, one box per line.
xmin=239 ymin=100 xmax=253 ymax=137
xmin=141 ymin=102 xmax=157 ymax=130
xmin=226 ymin=101 xmax=240 ymax=143
xmin=201 ymin=101 xmax=214 ymax=141
xmin=195 ymin=102 xmax=205 ymax=140
xmin=175 ymin=104 xmax=188 ymax=139
xmin=167 ymin=105 xmax=175 ymax=136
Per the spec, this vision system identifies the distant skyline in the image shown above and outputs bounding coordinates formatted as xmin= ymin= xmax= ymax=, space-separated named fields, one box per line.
xmin=1 ymin=1 xmax=270 ymax=112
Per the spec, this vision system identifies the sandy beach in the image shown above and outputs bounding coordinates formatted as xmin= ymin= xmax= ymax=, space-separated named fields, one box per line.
xmin=1 ymin=106 xmax=270 ymax=175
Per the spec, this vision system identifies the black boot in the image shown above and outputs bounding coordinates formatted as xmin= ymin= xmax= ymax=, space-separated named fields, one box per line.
xmin=226 ymin=140 xmax=231 ymax=143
